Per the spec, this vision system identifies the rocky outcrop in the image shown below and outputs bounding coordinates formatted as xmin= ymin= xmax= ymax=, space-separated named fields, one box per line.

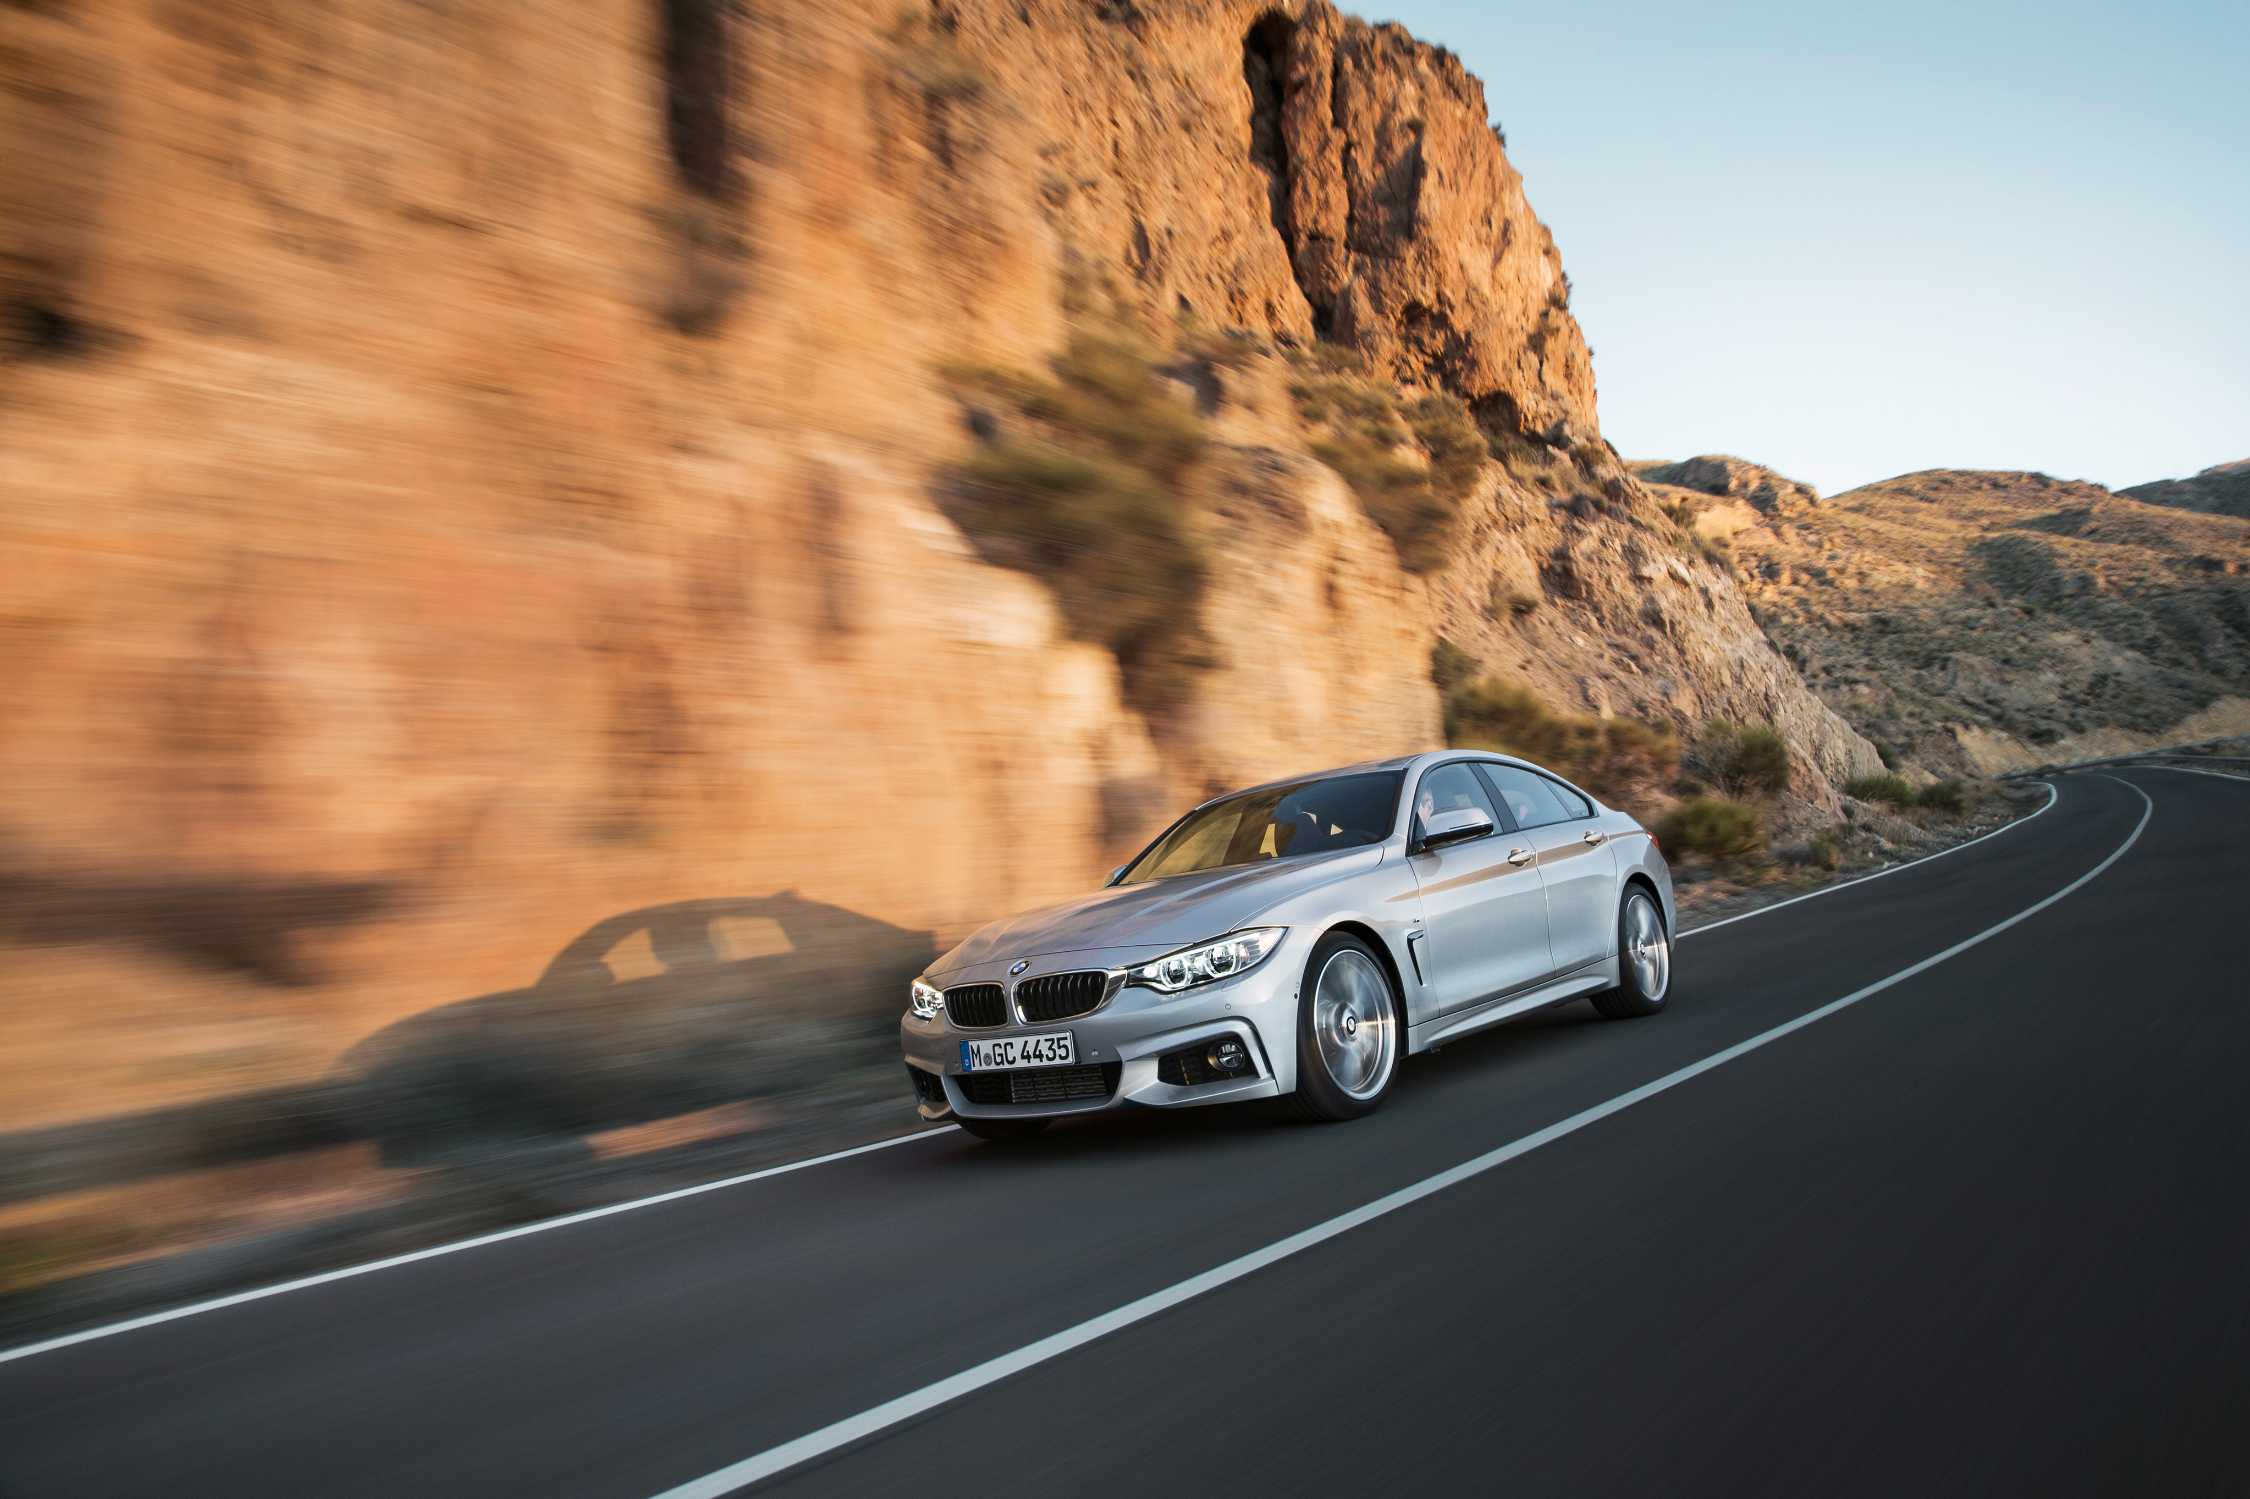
xmin=1422 ymin=459 xmax=1882 ymax=802
xmin=1633 ymin=455 xmax=1820 ymax=514
xmin=2121 ymin=459 xmax=2250 ymax=521
xmin=1248 ymin=5 xmax=1599 ymax=441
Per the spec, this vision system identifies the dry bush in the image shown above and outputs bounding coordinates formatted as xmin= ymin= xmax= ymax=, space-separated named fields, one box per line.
xmin=941 ymin=333 xmax=1210 ymax=709
xmin=1295 ymin=340 xmax=1366 ymax=375
xmin=1443 ymin=678 xmax=1678 ymax=806
xmin=1655 ymin=797 xmax=1768 ymax=863
xmin=1694 ymin=531 xmax=1736 ymax=571
xmin=1430 ymin=638 xmax=1479 ymax=694
xmin=1289 ymin=368 xmax=1485 ymax=573
xmin=1780 ymin=828 xmax=1845 ymax=871
xmin=1844 ymin=772 xmax=1919 ymax=808
xmin=1698 ymin=720 xmax=1792 ymax=796
xmin=887 ymin=9 xmax=989 ymax=101
xmin=1178 ymin=320 xmax=1264 ymax=370
xmin=1916 ymin=779 xmax=1970 ymax=813
xmin=1487 ymin=579 xmax=1541 ymax=618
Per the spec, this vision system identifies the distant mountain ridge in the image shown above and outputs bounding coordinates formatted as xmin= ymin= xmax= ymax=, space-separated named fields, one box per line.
xmin=2120 ymin=459 xmax=2250 ymax=520
xmin=1645 ymin=462 xmax=2250 ymax=773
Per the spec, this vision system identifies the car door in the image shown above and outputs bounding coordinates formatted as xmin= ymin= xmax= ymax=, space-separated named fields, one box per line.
xmin=1405 ymin=761 xmax=1557 ymax=1015
xmin=1476 ymin=763 xmax=1619 ymax=974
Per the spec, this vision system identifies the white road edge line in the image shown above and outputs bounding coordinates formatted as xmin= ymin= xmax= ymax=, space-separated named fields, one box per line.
xmin=0 ymin=1126 xmax=958 ymax=1367
xmin=2139 ymin=762 xmax=2250 ymax=784
xmin=1677 ymin=780 xmax=2059 ymax=939
xmin=649 ymin=774 xmax=2154 ymax=1499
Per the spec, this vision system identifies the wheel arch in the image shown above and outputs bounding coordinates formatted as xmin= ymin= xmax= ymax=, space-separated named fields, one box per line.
xmin=1289 ymin=920 xmax=1407 ymax=1116
xmin=1620 ymin=869 xmax=1662 ymax=908
xmin=1316 ymin=919 xmax=1409 ymax=1018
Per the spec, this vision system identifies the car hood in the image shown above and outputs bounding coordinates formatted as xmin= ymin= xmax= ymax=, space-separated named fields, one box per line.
xmin=929 ymin=845 xmax=1383 ymax=976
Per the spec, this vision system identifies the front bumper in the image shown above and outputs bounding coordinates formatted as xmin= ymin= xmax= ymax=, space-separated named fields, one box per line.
xmin=899 ymin=942 xmax=1302 ymax=1120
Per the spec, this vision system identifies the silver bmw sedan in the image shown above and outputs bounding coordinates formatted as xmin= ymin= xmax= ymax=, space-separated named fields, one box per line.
xmin=901 ymin=750 xmax=1675 ymax=1139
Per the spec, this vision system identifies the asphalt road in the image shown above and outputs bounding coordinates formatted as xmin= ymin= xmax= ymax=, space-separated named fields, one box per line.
xmin=4 ymin=766 xmax=2245 ymax=1498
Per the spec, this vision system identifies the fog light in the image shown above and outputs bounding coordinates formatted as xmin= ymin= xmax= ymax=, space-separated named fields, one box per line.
xmin=1207 ymin=1039 xmax=1248 ymax=1074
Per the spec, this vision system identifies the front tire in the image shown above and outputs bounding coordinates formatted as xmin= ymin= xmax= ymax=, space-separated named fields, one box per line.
xmin=1591 ymin=885 xmax=1671 ymax=1019
xmin=956 ymin=1115 xmax=1051 ymax=1142
xmin=1290 ymin=933 xmax=1401 ymax=1121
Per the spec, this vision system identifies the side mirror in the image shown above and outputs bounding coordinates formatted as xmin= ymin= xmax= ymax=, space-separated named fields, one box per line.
xmin=1416 ymin=806 xmax=1494 ymax=852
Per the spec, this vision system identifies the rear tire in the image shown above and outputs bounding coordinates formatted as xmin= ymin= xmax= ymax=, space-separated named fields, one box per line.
xmin=956 ymin=1115 xmax=1051 ymax=1142
xmin=1591 ymin=885 xmax=1670 ymax=1019
xmin=1290 ymin=933 xmax=1401 ymax=1121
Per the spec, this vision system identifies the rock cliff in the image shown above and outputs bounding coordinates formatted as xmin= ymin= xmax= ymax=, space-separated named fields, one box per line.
xmin=1 ymin=0 xmax=1865 ymax=1130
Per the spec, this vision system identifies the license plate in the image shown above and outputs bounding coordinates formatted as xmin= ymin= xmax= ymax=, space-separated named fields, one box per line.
xmin=959 ymin=1031 xmax=1076 ymax=1071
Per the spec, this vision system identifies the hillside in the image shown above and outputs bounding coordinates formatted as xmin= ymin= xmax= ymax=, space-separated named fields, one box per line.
xmin=2121 ymin=460 xmax=2250 ymax=520
xmin=1646 ymin=464 xmax=2250 ymax=773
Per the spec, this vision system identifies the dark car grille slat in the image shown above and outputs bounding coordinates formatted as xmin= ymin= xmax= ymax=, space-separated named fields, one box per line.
xmin=958 ymin=1062 xmax=1121 ymax=1108
xmin=944 ymin=983 xmax=1007 ymax=1028
xmin=1014 ymin=970 xmax=1109 ymax=1023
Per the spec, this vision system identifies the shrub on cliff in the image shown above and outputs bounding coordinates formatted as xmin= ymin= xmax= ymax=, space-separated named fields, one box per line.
xmin=1443 ymin=678 xmax=1677 ymax=805
xmin=1917 ymin=778 xmax=1971 ymax=813
xmin=1844 ymin=772 xmax=1919 ymax=808
xmin=1698 ymin=720 xmax=1792 ymax=796
xmin=1655 ymin=797 xmax=1768 ymax=862
xmin=1289 ymin=357 xmax=1485 ymax=573
xmin=941 ymin=333 xmax=1209 ymax=709
xmin=1430 ymin=637 xmax=1479 ymax=694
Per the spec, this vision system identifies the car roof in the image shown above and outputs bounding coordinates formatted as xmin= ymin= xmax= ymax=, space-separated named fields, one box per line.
xmin=1216 ymin=748 xmax=1549 ymax=804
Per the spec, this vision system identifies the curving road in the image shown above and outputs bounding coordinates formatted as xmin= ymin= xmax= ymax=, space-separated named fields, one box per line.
xmin=4 ymin=767 xmax=2246 ymax=1497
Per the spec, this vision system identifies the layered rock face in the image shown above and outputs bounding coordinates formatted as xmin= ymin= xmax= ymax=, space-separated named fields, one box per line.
xmin=1243 ymin=7 xmax=1599 ymax=441
xmin=1652 ymin=465 xmax=2250 ymax=773
xmin=0 ymin=0 xmax=1850 ymax=1131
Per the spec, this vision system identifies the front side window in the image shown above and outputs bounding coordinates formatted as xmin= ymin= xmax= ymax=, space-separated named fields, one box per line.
xmin=1118 ymin=771 xmax=1404 ymax=884
xmin=1411 ymin=763 xmax=1503 ymax=841
xmin=1476 ymin=763 xmax=1579 ymax=829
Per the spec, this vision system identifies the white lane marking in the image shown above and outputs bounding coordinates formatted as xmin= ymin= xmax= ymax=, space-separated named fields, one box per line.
xmin=1678 ymin=781 xmax=2058 ymax=939
xmin=647 ymin=777 xmax=2156 ymax=1499
xmin=0 ymin=1126 xmax=957 ymax=1367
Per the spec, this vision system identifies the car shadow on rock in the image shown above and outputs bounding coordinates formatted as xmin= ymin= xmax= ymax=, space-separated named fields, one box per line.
xmin=334 ymin=892 xmax=935 ymax=1173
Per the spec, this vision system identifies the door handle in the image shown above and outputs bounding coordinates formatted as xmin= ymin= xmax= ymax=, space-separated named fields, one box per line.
xmin=1582 ymin=830 xmax=1607 ymax=846
xmin=1506 ymin=847 xmax=1534 ymax=867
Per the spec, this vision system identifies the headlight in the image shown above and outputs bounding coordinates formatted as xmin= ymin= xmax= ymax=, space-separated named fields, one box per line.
xmin=909 ymin=979 xmax=946 ymax=1020
xmin=1130 ymin=928 xmax=1286 ymax=995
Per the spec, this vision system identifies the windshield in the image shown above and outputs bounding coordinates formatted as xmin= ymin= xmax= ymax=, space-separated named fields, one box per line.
xmin=1117 ymin=771 xmax=1404 ymax=885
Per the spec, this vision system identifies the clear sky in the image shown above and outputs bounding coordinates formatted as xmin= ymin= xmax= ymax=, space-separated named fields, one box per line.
xmin=1374 ymin=0 xmax=2248 ymax=495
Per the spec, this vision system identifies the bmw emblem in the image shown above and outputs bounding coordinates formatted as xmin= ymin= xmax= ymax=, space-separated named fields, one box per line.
xmin=1009 ymin=959 xmax=1031 ymax=976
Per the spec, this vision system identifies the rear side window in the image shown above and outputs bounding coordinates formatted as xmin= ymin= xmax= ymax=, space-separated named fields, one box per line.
xmin=1475 ymin=764 xmax=1580 ymax=829
xmin=1544 ymin=778 xmax=1593 ymax=820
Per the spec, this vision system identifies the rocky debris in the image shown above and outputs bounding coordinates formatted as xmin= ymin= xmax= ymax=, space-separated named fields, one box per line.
xmin=2120 ymin=459 xmax=2250 ymax=520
